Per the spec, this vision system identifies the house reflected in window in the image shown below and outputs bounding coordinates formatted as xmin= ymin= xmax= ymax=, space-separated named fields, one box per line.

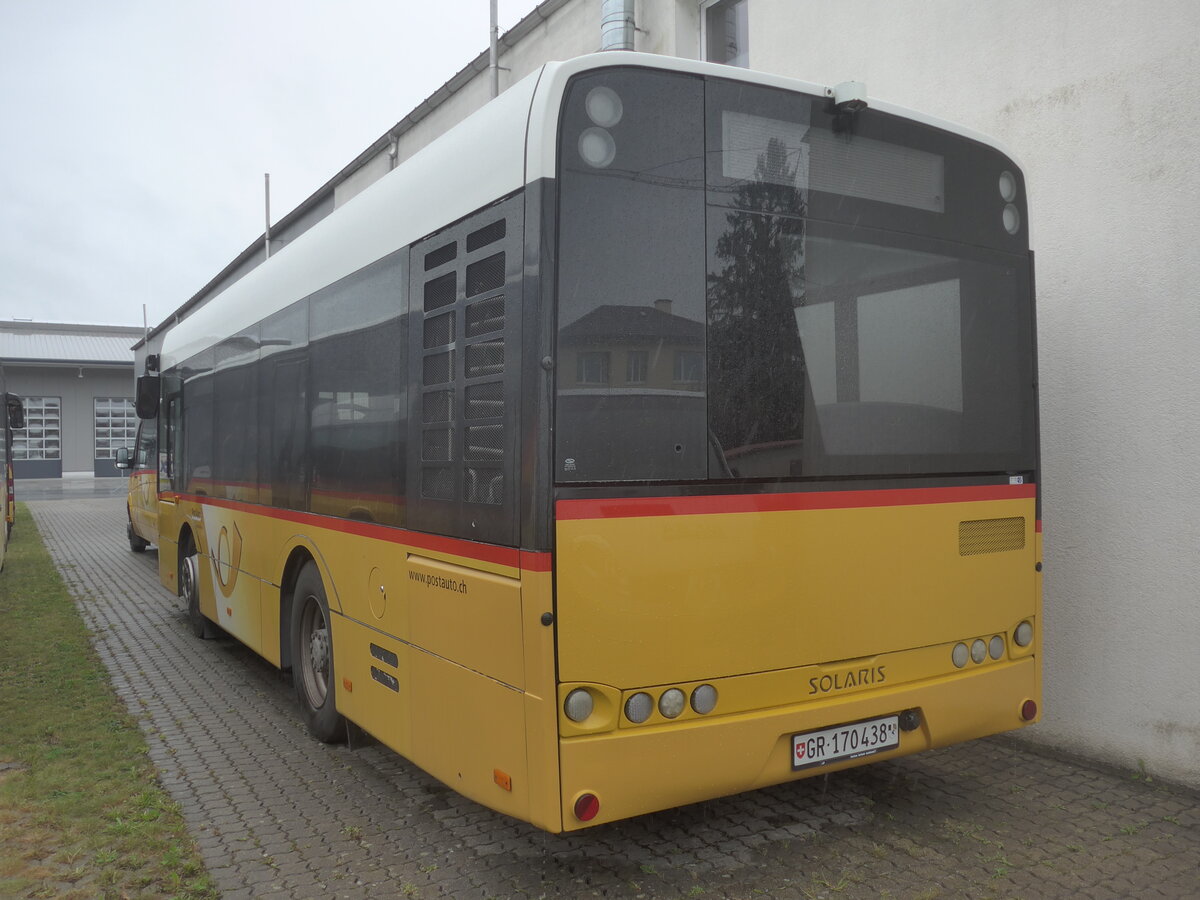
xmin=559 ymin=299 xmax=704 ymax=392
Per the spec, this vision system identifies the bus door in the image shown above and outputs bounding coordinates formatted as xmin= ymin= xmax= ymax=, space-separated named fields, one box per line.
xmin=131 ymin=417 xmax=158 ymax=539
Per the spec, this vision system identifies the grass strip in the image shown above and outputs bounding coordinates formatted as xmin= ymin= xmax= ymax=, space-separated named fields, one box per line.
xmin=0 ymin=504 xmax=217 ymax=899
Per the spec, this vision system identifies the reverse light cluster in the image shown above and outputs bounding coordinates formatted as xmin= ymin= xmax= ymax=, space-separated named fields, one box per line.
xmin=951 ymin=620 xmax=1034 ymax=670
xmin=560 ymin=681 xmax=720 ymax=734
xmin=564 ymin=688 xmax=594 ymax=723
xmin=623 ymin=684 xmax=719 ymax=724
xmin=999 ymin=169 xmax=1022 ymax=235
xmin=578 ymin=86 xmax=623 ymax=168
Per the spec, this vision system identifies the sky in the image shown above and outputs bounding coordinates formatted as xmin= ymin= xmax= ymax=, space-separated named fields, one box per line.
xmin=0 ymin=0 xmax=542 ymax=329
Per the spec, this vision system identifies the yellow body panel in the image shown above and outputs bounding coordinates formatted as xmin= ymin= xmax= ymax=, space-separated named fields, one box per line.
xmin=127 ymin=469 xmax=159 ymax=542
xmin=553 ymin=490 xmax=1041 ymax=828
xmin=155 ymin=496 xmax=180 ymax=594
xmin=406 ymin=554 xmax=524 ymax=689
xmin=152 ymin=494 xmax=563 ymax=831
xmin=556 ymin=496 xmax=1037 ymax=688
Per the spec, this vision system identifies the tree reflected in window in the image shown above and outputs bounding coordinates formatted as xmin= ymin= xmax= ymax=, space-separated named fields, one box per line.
xmin=707 ymin=137 xmax=808 ymax=473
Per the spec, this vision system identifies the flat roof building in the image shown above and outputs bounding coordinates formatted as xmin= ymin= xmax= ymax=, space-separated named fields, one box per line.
xmin=0 ymin=320 xmax=143 ymax=478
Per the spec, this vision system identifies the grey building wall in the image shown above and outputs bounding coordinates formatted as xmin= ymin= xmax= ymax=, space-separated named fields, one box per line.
xmin=737 ymin=0 xmax=1200 ymax=794
xmin=7 ymin=364 xmax=135 ymax=477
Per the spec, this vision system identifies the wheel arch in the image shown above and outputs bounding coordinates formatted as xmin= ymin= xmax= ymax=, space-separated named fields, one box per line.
xmin=277 ymin=544 xmax=314 ymax=672
xmin=275 ymin=537 xmax=342 ymax=668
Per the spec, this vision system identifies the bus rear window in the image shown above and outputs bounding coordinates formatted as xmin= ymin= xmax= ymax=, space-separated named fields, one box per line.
xmin=555 ymin=69 xmax=1035 ymax=484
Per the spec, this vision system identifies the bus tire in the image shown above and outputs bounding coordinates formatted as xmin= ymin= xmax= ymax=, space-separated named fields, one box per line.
xmin=128 ymin=521 xmax=149 ymax=553
xmin=290 ymin=562 xmax=345 ymax=744
xmin=181 ymin=543 xmax=217 ymax=640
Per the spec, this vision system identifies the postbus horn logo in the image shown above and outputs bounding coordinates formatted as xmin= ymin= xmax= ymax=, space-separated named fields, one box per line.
xmin=214 ymin=522 xmax=243 ymax=598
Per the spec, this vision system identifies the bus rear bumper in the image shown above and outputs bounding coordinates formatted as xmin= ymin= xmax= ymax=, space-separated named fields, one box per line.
xmin=558 ymin=657 xmax=1038 ymax=830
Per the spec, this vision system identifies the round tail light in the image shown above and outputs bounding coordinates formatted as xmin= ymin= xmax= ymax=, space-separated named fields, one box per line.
xmin=1020 ymin=699 xmax=1038 ymax=721
xmin=691 ymin=684 xmax=718 ymax=714
xmin=658 ymin=688 xmax=686 ymax=719
xmin=624 ymin=692 xmax=653 ymax=724
xmin=564 ymin=688 xmax=594 ymax=723
xmin=1014 ymin=621 xmax=1034 ymax=647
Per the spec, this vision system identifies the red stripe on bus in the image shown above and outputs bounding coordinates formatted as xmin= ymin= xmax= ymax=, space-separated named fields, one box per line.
xmin=520 ymin=550 xmax=553 ymax=572
xmin=555 ymin=484 xmax=1037 ymax=521
xmin=163 ymin=492 xmax=527 ymax=570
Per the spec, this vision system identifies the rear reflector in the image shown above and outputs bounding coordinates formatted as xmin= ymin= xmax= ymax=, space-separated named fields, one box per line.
xmin=573 ymin=793 xmax=600 ymax=822
xmin=1021 ymin=699 xmax=1038 ymax=721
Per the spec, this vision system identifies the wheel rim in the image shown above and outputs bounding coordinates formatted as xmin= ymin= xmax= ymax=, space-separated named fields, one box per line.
xmin=182 ymin=554 xmax=198 ymax=607
xmin=299 ymin=595 xmax=330 ymax=708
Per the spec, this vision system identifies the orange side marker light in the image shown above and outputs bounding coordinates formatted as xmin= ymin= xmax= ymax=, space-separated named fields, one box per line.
xmin=343 ymin=678 xmax=353 ymax=693
xmin=493 ymin=769 xmax=512 ymax=791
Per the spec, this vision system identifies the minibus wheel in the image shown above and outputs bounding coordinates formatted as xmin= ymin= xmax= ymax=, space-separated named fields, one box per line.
xmin=128 ymin=521 xmax=149 ymax=553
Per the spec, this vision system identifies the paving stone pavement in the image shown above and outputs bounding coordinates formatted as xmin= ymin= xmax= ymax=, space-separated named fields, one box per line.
xmin=28 ymin=497 xmax=1200 ymax=899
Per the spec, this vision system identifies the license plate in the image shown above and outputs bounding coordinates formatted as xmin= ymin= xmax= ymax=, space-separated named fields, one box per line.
xmin=791 ymin=714 xmax=900 ymax=770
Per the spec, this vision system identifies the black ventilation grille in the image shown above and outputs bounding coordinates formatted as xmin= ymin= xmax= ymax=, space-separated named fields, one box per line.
xmin=466 ymin=296 xmax=505 ymax=337
xmin=423 ymin=390 xmax=453 ymax=423
xmin=465 ymin=424 xmax=504 ymax=461
xmin=411 ymin=194 xmax=521 ymax=537
xmin=424 ymin=242 xmax=457 ymax=270
xmin=465 ymin=469 xmax=503 ymax=505
xmin=422 ymin=427 xmax=452 ymax=461
xmin=466 ymin=252 xmax=505 ymax=298
xmin=465 ymin=381 xmax=502 ymax=419
xmin=424 ymin=312 xmax=455 ymax=349
xmin=465 ymin=341 xmax=504 ymax=379
xmin=423 ymin=351 xmax=453 ymax=386
xmin=466 ymin=219 xmax=506 ymax=252
xmin=422 ymin=467 xmax=454 ymax=500
xmin=424 ymin=272 xmax=456 ymax=311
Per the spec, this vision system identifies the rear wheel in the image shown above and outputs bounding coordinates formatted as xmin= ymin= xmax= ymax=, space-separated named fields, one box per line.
xmin=290 ymin=562 xmax=345 ymax=743
xmin=127 ymin=520 xmax=149 ymax=553
xmin=180 ymin=539 xmax=217 ymax=639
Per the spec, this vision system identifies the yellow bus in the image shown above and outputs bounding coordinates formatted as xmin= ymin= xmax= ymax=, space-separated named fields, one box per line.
xmin=0 ymin=365 xmax=25 ymax=568
xmin=116 ymin=415 xmax=158 ymax=553
xmin=137 ymin=53 xmax=1040 ymax=831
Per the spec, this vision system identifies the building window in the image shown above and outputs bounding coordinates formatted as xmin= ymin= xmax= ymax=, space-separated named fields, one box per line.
xmin=577 ymin=351 xmax=611 ymax=385
xmin=674 ymin=350 xmax=705 ymax=383
xmin=15 ymin=397 xmax=61 ymax=460
xmin=626 ymin=350 xmax=648 ymax=384
xmin=94 ymin=397 xmax=137 ymax=459
xmin=704 ymin=0 xmax=749 ymax=68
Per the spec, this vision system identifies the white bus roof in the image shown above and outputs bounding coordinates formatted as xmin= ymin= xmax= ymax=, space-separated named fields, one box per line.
xmin=161 ymin=52 xmax=1016 ymax=368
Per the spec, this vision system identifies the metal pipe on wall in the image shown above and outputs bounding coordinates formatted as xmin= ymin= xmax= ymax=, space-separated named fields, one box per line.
xmin=490 ymin=0 xmax=499 ymax=98
xmin=600 ymin=0 xmax=635 ymax=51
xmin=264 ymin=173 xmax=272 ymax=259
